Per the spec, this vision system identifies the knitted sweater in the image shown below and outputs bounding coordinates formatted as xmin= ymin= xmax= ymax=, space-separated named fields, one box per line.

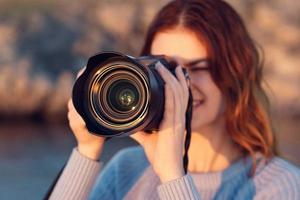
xmin=49 ymin=146 xmax=300 ymax=200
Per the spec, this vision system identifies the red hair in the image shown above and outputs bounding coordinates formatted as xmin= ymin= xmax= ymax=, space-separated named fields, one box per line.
xmin=140 ymin=0 xmax=276 ymax=175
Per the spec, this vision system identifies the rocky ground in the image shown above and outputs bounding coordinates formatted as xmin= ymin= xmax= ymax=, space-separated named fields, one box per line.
xmin=0 ymin=0 xmax=299 ymax=120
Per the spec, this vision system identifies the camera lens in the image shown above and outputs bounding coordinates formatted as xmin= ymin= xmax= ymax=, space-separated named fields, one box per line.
xmin=72 ymin=52 xmax=181 ymax=136
xmin=87 ymin=62 xmax=149 ymax=131
xmin=108 ymin=80 xmax=139 ymax=112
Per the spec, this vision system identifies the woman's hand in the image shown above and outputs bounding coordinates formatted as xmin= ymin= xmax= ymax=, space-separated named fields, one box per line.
xmin=130 ymin=62 xmax=190 ymax=183
xmin=67 ymin=67 xmax=105 ymax=160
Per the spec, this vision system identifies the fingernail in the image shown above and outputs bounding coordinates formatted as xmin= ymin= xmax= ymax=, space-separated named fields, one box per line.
xmin=176 ymin=65 xmax=182 ymax=73
xmin=155 ymin=62 xmax=162 ymax=70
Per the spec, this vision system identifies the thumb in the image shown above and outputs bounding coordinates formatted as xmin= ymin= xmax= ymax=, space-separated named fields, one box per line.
xmin=129 ymin=131 xmax=149 ymax=145
xmin=76 ymin=66 xmax=86 ymax=78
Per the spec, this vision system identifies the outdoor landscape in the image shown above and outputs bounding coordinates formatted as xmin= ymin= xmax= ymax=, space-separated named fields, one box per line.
xmin=0 ymin=0 xmax=299 ymax=199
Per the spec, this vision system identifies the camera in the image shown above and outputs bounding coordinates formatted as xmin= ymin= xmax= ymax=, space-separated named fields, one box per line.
xmin=72 ymin=51 xmax=189 ymax=137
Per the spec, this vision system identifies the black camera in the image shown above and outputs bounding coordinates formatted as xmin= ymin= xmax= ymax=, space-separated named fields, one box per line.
xmin=72 ymin=51 xmax=189 ymax=137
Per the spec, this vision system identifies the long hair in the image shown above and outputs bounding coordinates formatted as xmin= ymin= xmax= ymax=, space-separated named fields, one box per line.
xmin=140 ymin=0 xmax=276 ymax=175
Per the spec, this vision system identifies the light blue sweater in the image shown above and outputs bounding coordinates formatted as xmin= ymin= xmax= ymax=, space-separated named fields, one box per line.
xmin=50 ymin=146 xmax=300 ymax=200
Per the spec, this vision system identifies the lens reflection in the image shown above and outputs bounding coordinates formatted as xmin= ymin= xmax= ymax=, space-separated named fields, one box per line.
xmin=108 ymin=80 xmax=139 ymax=112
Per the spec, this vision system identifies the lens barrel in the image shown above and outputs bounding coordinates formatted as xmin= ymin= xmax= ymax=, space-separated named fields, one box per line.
xmin=72 ymin=51 xmax=182 ymax=137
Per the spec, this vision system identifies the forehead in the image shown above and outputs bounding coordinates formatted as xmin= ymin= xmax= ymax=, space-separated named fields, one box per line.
xmin=150 ymin=28 xmax=207 ymax=61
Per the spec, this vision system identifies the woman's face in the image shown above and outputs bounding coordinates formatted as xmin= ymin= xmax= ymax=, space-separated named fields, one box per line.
xmin=150 ymin=27 xmax=225 ymax=132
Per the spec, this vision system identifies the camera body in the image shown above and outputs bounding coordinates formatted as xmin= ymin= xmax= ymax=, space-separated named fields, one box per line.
xmin=72 ymin=51 xmax=187 ymax=137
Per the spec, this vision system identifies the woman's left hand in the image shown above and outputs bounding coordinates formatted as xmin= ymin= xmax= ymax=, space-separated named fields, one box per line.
xmin=130 ymin=61 xmax=190 ymax=183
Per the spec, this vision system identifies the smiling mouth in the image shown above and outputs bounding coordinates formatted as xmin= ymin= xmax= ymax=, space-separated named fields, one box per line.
xmin=192 ymin=100 xmax=204 ymax=107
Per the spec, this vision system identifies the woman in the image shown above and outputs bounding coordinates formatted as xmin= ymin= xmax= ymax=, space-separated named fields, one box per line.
xmin=49 ymin=0 xmax=300 ymax=199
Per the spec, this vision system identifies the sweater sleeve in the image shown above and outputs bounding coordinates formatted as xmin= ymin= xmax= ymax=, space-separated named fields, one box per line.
xmin=49 ymin=148 xmax=102 ymax=200
xmin=157 ymin=173 xmax=201 ymax=200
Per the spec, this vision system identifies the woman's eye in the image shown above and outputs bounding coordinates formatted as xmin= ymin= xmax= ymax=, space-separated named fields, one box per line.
xmin=188 ymin=67 xmax=210 ymax=79
xmin=190 ymin=68 xmax=210 ymax=72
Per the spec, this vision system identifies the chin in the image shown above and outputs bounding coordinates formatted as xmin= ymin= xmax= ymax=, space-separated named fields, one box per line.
xmin=191 ymin=112 xmax=220 ymax=133
xmin=191 ymin=119 xmax=208 ymax=132
xmin=191 ymin=113 xmax=225 ymax=134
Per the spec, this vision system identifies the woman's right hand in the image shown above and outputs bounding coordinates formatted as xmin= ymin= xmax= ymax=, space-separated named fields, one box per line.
xmin=129 ymin=63 xmax=189 ymax=182
xmin=67 ymin=67 xmax=105 ymax=161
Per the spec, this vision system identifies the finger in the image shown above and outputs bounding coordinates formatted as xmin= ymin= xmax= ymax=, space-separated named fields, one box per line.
xmin=175 ymin=66 xmax=189 ymax=110
xmin=155 ymin=62 xmax=183 ymax=107
xmin=68 ymin=110 xmax=87 ymax=133
xmin=69 ymin=108 xmax=86 ymax=125
xmin=157 ymin=84 xmax=176 ymax=141
xmin=159 ymin=64 xmax=186 ymax=134
xmin=156 ymin=62 xmax=184 ymax=134
xmin=160 ymin=84 xmax=175 ymax=130
xmin=76 ymin=66 xmax=86 ymax=78
xmin=175 ymin=66 xmax=189 ymax=95
xmin=68 ymin=98 xmax=74 ymax=110
xmin=156 ymin=62 xmax=182 ymax=93
xmin=129 ymin=131 xmax=149 ymax=145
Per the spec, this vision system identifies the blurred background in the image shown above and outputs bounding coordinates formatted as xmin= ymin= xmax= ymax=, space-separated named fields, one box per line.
xmin=0 ymin=0 xmax=299 ymax=199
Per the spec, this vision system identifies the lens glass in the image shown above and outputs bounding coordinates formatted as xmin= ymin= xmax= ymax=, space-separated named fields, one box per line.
xmin=108 ymin=80 xmax=139 ymax=112
xmin=88 ymin=61 xmax=150 ymax=131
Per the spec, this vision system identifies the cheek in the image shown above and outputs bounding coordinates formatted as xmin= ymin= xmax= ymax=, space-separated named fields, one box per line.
xmin=209 ymin=88 xmax=225 ymax=116
xmin=205 ymin=80 xmax=224 ymax=113
xmin=192 ymin=77 xmax=225 ymax=127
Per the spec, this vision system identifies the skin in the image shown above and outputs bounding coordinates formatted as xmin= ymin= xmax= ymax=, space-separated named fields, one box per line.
xmin=150 ymin=27 xmax=242 ymax=173
xmin=67 ymin=27 xmax=242 ymax=183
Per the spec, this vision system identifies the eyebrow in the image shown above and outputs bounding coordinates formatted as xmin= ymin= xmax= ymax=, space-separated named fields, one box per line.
xmin=148 ymin=54 xmax=210 ymax=68
xmin=185 ymin=58 xmax=208 ymax=67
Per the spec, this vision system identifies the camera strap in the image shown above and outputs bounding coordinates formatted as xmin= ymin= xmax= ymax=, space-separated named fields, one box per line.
xmin=183 ymin=88 xmax=193 ymax=174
